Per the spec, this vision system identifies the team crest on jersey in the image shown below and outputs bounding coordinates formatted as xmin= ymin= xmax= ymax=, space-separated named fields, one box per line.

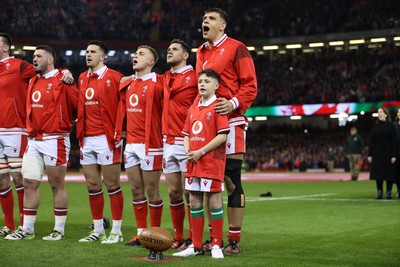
xmin=47 ymin=83 xmax=52 ymax=90
xmin=220 ymin=48 xmax=225 ymax=56
xmin=227 ymin=143 xmax=231 ymax=149
xmin=106 ymin=79 xmax=111 ymax=87
xmin=206 ymin=111 xmax=213 ymax=121
xmin=146 ymin=160 xmax=150 ymax=165
xmin=142 ymin=85 xmax=148 ymax=96
xmin=13 ymin=148 xmax=17 ymax=153
xmin=185 ymin=76 xmax=191 ymax=84
xmin=106 ymin=155 xmax=110 ymax=160
xmin=5 ymin=63 xmax=10 ymax=70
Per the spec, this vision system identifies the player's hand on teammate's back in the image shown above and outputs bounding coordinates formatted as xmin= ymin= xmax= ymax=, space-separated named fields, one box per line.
xmin=214 ymin=97 xmax=233 ymax=115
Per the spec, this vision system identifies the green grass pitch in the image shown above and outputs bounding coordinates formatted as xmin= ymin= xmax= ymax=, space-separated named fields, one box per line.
xmin=1 ymin=177 xmax=399 ymax=267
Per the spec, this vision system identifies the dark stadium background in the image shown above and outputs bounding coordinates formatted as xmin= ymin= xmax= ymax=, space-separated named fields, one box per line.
xmin=2 ymin=0 xmax=400 ymax=173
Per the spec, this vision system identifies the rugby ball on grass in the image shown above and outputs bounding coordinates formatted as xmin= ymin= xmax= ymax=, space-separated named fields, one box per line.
xmin=139 ymin=227 xmax=174 ymax=252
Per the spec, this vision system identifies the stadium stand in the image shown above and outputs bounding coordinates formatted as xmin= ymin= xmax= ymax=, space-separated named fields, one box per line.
xmin=2 ymin=0 xmax=399 ymax=171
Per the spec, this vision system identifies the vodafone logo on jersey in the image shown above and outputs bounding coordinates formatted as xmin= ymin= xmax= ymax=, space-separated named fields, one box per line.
xmin=84 ymin=88 xmax=99 ymax=106
xmin=191 ymin=121 xmax=205 ymax=142
xmin=129 ymin=94 xmax=139 ymax=107
xmin=192 ymin=121 xmax=203 ymax=134
xmin=127 ymin=94 xmax=142 ymax=113
xmin=85 ymin=88 xmax=95 ymax=100
xmin=32 ymin=91 xmax=41 ymax=102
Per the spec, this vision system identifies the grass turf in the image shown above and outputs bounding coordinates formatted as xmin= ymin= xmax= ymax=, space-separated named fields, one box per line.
xmin=1 ymin=176 xmax=399 ymax=267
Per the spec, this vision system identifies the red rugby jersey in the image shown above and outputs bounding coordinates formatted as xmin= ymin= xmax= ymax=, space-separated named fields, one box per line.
xmin=0 ymin=57 xmax=35 ymax=134
xmin=26 ymin=69 xmax=79 ymax=139
xmin=116 ymin=72 xmax=164 ymax=155
xmin=76 ymin=66 xmax=123 ymax=149
xmin=183 ymin=95 xmax=230 ymax=181
xmin=196 ymin=34 xmax=257 ymax=127
xmin=162 ymin=65 xmax=198 ymax=145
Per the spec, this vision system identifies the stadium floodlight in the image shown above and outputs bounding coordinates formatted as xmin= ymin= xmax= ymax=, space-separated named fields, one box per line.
xmin=124 ymin=50 xmax=129 ymax=55
xmin=360 ymin=111 xmax=365 ymax=115
xmin=370 ymin=38 xmax=386 ymax=43
xmin=79 ymin=50 xmax=86 ymax=56
xmin=263 ymin=45 xmax=279 ymax=50
xmin=290 ymin=115 xmax=302 ymax=120
xmin=372 ymin=113 xmax=378 ymax=117
xmin=286 ymin=44 xmax=302 ymax=49
xmin=247 ymin=117 xmax=253 ymax=122
xmin=11 ymin=45 xmax=15 ymax=49
xmin=303 ymin=48 xmax=315 ymax=53
xmin=309 ymin=42 xmax=324 ymax=47
xmin=191 ymin=48 xmax=198 ymax=53
xmin=394 ymin=36 xmax=400 ymax=41
xmin=328 ymin=41 xmax=344 ymax=46
xmin=22 ymin=46 xmax=36 ymax=51
xmin=247 ymin=46 xmax=255 ymax=51
xmin=107 ymin=50 xmax=116 ymax=57
xmin=254 ymin=116 xmax=267 ymax=121
xmin=65 ymin=50 xmax=73 ymax=56
xmin=349 ymin=39 xmax=365 ymax=44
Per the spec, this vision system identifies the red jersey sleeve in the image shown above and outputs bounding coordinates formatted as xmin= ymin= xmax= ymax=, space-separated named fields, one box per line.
xmin=232 ymin=44 xmax=258 ymax=113
xmin=182 ymin=107 xmax=192 ymax=136
xmin=20 ymin=61 xmax=35 ymax=82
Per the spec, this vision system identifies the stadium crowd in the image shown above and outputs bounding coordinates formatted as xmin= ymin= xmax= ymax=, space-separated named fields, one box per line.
xmin=253 ymin=44 xmax=400 ymax=106
xmin=1 ymin=0 xmax=400 ymax=41
xmin=245 ymin=124 xmax=370 ymax=172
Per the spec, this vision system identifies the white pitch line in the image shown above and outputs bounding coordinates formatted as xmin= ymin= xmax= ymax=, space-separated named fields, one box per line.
xmin=245 ymin=193 xmax=397 ymax=202
xmin=245 ymin=193 xmax=335 ymax=202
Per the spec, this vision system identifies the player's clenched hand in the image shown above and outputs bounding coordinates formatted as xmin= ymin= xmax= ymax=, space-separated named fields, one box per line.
xmin=214 ymin=97 xmax=233 ymax=115
xmin=60 ymin=72 xmax=74 ymax=84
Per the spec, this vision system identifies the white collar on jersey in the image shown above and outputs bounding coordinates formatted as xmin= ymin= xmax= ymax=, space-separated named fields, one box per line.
xmin=0 ymin=56 xmax=12 ymax=63
xmin=170 ymin=65 xmax=193 ymax=74
xmin=40 ymin=69 xmax=59 ymax=79
xmin=198 ymin=94 xmax=217 ymax=107
xmin=202 ymin=33 xmax=228 ymax=49
xmin=87 ymin=65 xmax=107 ymax=79
xmin=134 ymin=72 xmax=157 ymax=82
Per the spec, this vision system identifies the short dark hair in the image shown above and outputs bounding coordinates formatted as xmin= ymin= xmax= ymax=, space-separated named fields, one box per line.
xmin=35 ymin=45 xmax=56 ymax=64
xmin=170 ymin=39 xmax=191 ymax=58
xmin=0 ymin=33 xmax=12 ymax=47
xmin=88 ymin=40 xmax=108 ymax=54
xmin=205 ymin=7 xmax=228 ymax=24
xmin=138 ymin=45 xmax=158 ymax=65
xmin=199 ymin=68 xmax=221 ymax=83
